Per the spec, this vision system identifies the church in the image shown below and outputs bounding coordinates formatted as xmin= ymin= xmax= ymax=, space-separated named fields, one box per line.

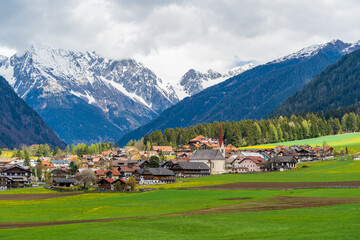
xmin=189 ymin=126 xmax=226 ymax=174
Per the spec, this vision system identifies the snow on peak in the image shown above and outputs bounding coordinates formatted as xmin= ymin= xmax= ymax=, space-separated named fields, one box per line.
xmin=174 ymin=63 xmax=254 ymax=99
xmin=270 ymin=40 xmax=351 ymax=64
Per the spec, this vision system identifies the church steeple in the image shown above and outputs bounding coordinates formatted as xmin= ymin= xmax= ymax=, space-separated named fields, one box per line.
xmin=217 ymin=125 xmax=225 ymax=157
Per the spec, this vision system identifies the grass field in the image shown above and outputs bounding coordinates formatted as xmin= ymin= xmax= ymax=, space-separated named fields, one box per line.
xmin=1 ymin=160 xmax=360 ymax=239
xmin=241 ymin=132 xmax=360 ymax=153
xmin=141 ymin=160 xmax=360 ymax=189
xmin=0 ymin=188 xmax=360 ymax=239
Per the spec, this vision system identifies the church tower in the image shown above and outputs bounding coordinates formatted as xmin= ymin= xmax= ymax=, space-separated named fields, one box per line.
xmin=217 ymin=125 xmax=225 ymax=157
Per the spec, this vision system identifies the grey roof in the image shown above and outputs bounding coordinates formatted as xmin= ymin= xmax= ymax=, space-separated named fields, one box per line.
xmin=271 ymin=156 xmax=297 ymax=163
xmin=173 ymin=162 xmax=210 ymax=170
xmin=54 ymin=178 xmax=76 ymax=183
xmin=190 ymin=150 xmax=225 ymax=161
xmin=135 ymin=168 xmax=146 ymax=175
xmin=143 ymin=168 xmax=175 ymax=176
xmin=51 ymin=160 xmax=69 ymax=164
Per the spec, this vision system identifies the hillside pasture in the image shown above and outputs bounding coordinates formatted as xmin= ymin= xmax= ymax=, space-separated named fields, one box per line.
xmin=241 ymin=132 xmax=360 ymax=153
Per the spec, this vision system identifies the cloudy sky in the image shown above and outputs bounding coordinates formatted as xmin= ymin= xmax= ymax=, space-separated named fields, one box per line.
xmin=0 ymin=0 xmax=360 ymax=83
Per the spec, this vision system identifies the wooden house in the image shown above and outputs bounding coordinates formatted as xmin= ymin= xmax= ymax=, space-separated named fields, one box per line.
xmin=98 ymin=178 xmax=126 ymax=191
xmin=270 ymin=156 xmax=297 ymax=171
xmin=139 ymin=168 xmax=175 ymax=185
xmin=171 ymin=162 xmax=210 ymax=177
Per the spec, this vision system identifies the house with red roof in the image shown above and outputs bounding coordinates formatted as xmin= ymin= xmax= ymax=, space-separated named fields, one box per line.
xmin=95 ymin=169 xmax=122 ymax=180
xmin=231 ymin=156 xmax=266 ymax=173
xmin=98 ymin=178 xmax=126 ymax=191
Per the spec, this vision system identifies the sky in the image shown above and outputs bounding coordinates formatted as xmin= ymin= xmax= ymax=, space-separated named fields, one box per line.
xmin=0 ymin=0 xmax=360 ymax=83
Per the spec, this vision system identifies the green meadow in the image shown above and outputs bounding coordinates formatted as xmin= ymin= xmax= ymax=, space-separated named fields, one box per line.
xmin=143 ymin=160 xmax=360 ymax=189
xmin=241 ymin=132 xmax=360 ymax=153
xmin=0 ymin=160 xmax=360 ymax=239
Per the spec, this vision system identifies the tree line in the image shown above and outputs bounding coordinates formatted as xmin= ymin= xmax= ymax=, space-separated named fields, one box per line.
xmin=134 ymin=107 xmax=360 ymax=148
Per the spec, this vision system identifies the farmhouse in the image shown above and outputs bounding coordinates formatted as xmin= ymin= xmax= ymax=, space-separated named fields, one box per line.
xmin=118 ymin=166 xmax=139 ymax=177
xmin=95 ymin=169 xmax=122 ymax=179
xmin=139 ymin=168 xmax=175 ymax=185
xmin=270 ymin=156 xmax=298 ymax=171
xmin=53 ymin=178 xmax=76 ymax=187
xmin=151 ymin=146 xmax=175 ymax=156
xmin=171 ymin=162 xmax=210 ymax=177
xmin=51 ymin=169 xmax=68 ymax=179
xmin=0 ymin=165 xmax=31 ymax=189
xmin=98 ymin=178 xmax=126 ymax=191
xmin=231 ymin=156 xmax=265 ymax=173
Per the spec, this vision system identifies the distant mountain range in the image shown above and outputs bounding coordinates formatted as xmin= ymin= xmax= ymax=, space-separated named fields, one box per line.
xmin=174 ymin=64 xmax=254 ymax=99
xmin=270 ymin=48 xmax=360 ymax=117
xmin=119 ymin=39 xmax=360 ymax=145
xmin=0 ymin=45 xmax=254 ymax=145
xmin=0 ymin=76 xmax=66 ymax=149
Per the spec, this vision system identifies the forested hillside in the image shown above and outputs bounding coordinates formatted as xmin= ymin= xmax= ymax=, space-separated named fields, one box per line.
xmin=0 ymin=76 xmax=66 ymax=149
xmin=136 ymin=106 xmax=360 ymax=148
xmin=271 ymin=48 xmax=360 ymax=117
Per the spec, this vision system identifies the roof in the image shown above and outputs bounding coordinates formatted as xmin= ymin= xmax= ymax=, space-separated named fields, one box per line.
xmin=134 ymin=168 xmax=146 ymax=175
xmin=41 ymin=161 xmax=55 ymax=168
xmin=240 ymin=152 xmax=264 ymax=158
xmin=152 ymin=146 xmax=174 ymax=152
xmin=190 ymin=150 xmax=225 ymax=161
xmin=120 ymin=166 xmax=140 ymax=172
xmin=51 ymin=160 xmax=69 ymax=164
xmin=172 ymin=162 xmax=210 ymax=170
xmin=236 ymin=156 xmax=265 ymax=164
xmin=143 ymin=168 xmax=175 ymax=176
xmin=102 ymin=150 xmax=117 ymax=156
xmin=271 ymin=156 xmax=297 ymax=163
xmin=95 ymin=170 xmax=121 ymax=176
xmin=54 ymin=178 xmax=76 ymax=183
xmin=100 ymin=178 xmax=115 ymax=184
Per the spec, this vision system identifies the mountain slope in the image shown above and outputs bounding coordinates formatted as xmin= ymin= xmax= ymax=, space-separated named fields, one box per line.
xmin=0 ymin=45 xmax=178 ymax=144
xmin=119 ymin=40 xmax=360 ymax=145
xmin=270 ymin=48 xmax=360 ymax=117
xmin=0 ymin=76 xmax=66 ymax=149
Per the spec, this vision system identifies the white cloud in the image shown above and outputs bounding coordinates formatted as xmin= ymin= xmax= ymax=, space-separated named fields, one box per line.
xmin=1 ymin=0 xmax=360 ymax=83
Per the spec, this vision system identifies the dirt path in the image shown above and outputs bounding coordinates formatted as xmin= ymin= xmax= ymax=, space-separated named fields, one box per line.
xmin=2 ymin=196 xmax=360 ymax=229
xmin=0 ymin=193 xmax=84 ymax=200
xmin=159 ymin=196 xmax=360 ymax=217
xmin=0 ymin=217 xmax=136 ymax=229
xmin=192 ymin=181 xmax=360 ymax=190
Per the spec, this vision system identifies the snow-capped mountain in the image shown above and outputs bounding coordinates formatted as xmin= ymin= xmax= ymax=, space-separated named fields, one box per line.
xmin=0 ymin=44 xmax=179 ymax=144
xmin=119 ymin=39 xmax=360 ymax=145
xmin=175 ymin=63 xmax=254 ymax=99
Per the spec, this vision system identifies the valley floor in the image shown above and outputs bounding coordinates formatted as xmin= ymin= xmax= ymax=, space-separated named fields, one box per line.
xmin=1 ymin=160 xmax=360 ymax=239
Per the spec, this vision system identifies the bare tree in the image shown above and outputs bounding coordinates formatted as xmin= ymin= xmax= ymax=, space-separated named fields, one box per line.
xmin=74 ymin=169 xmax=97 ymax=190
xmin=126 ymin=177 xmax=137 ymax=192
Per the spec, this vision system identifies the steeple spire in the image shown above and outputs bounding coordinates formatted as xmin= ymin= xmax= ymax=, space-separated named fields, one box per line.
xmin=218 ymin=124 xmax=225 ymax=157
xmin=218 ymin=124 xmax=223 ymax=147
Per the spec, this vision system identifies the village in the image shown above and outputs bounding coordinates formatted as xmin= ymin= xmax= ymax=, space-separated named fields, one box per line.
xmin=0 ymin=127 xmax=337 ymax=191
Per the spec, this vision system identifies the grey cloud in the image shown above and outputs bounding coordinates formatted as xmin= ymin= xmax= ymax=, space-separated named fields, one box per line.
xmin=0 ymin=0 xmax=359 ymax=82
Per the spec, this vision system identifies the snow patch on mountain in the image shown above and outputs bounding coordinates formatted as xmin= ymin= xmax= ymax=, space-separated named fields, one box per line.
xmin=174 ymin=63 xmax=254 ymax=99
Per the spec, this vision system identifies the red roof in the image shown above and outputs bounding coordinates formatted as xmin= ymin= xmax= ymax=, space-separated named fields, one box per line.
xmin=95 ymin=170 xmax=121 ymax=176
xmin=103 ymin=178 xmax=114 ymax=183
xmin=239 ymin=156 xmax=265 ymax=164
xmin=120 ymin=166 xmax=140 ymax=172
